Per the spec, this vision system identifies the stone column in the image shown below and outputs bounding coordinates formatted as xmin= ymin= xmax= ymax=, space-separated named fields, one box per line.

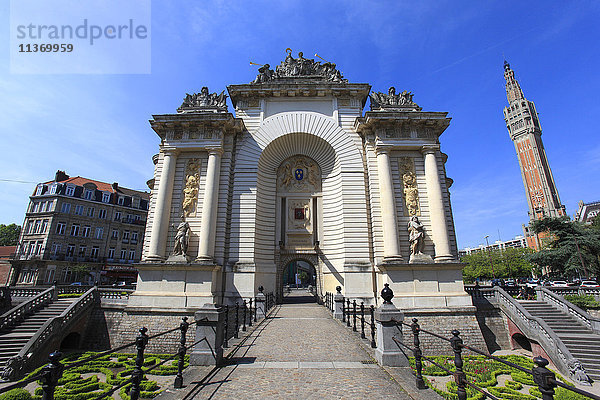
xmin=255 ymin=290 xmax=267 ymax=320
xmin=197 ymin=149 xmax=223 ymax=261
xmin=421 ymin=145 xmax=454 ymax=262
xmin=376 ymin=147 xmax=403 ymax=262
xmin=144 ymin=150 xmax=178 ymax=262
xmin=191 ymin=304 xmax=225 ymax=366
xmin=374 ymin=284 xmax=408 ymax=366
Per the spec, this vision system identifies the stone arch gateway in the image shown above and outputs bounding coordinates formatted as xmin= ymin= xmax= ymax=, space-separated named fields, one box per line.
xmin=130 ymin=51 xmax=474 ymax=320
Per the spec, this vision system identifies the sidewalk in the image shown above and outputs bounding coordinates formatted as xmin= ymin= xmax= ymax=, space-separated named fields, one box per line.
xmin=172 ymin=290 xmax=418 ymax=399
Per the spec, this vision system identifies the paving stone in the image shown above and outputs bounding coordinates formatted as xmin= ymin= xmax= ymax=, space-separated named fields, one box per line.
xmin=182 ymin=291 xmax=412 ymax=399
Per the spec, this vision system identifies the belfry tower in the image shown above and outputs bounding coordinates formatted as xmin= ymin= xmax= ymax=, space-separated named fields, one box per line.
xmin=503 ymin=60 xmax=565 ymax=249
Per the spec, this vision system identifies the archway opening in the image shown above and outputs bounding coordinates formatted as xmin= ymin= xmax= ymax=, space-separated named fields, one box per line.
xmin=60 ymin=332 xmax=81 ymax=350
xmin=282 ymin=260 xmax=317 ymax=304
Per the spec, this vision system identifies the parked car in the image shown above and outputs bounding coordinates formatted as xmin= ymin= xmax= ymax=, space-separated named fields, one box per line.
xmin=70 ymin=282 xmax=82 ymax=286
xmin=525 ymin=280 xmax=540 ymax=289
xmin=505 ymin=279 xmax=517 ymax=287
xmin=491 ymin=278 xmax=505 ymax=287
xmin=550 ymin=281 xmax=569 ymax=287
xmin=580 ymin=281 xmax=600 ymax=288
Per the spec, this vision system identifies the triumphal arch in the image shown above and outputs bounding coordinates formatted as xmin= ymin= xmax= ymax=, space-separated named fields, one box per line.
xmin=129 ymin=51 xmax=472 ymax=314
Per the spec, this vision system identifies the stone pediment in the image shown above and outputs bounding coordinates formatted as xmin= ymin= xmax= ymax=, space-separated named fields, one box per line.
xmin=251 ymin=49 xmax=348 ymax=84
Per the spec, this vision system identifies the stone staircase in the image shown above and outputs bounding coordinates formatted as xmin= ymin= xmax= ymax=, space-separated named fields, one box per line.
xmin=520 ymin=301 xmax=600 ymax=381
xmin=0 ymin=298 xmax=74 ymax=368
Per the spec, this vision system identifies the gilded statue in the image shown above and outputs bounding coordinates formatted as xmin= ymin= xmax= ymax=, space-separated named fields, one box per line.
xmin=182 ymin=159 xmax=200 ymax=217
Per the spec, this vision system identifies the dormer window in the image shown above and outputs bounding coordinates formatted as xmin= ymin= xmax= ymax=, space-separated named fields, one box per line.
xmin=35 ymin=185 xmax=44 ymax=196
xmin=102 ymin=193 xmax=110 ymax=203
xmin=65 ymin=185 xmax=75 ymax=196
xmin=84 ymin=190 xmax=94 ymax=200
xmin=49 ymin=184 xmax=58 ymax=195
xmin=118 ymin=196 xmax=125 ymax=205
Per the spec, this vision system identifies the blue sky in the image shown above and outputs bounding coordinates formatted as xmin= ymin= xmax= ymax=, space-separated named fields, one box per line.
xmin=0 ymin=1 xmax=598 ymax=249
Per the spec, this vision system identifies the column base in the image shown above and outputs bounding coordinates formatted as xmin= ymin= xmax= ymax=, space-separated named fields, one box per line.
xmin=434 ymin=254 xmax=456 ymax=263
xmin=141 ymin=255 xmax=166 ymax=263
xmin=383 ymin=255 xmax=404 ymax=264
xmin=195 ymin=256 xmax=215 ymax=265
xmin=375 ymin=348 xmax=409 ymax=367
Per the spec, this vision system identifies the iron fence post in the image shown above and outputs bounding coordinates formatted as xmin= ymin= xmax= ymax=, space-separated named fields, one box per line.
xmin=174 ymin=317 xmax=189 ymax=388
xmin=242 ymin=300 xmax=247 ymax=331
xmin=342 ymin=295 xmax=346 ymax=322
xmin=411 ymin=318 xmax=427 ymax=389
xmin=450 ymin=330 xmax=467 ymax=400
xmin=130 ymin=327 xmax=148 ymax=400
xmin=248 ymin=299 xmax=253 ymax=327
xmin=346 ymin=299 xmax=351 ymax=327
xmin=370 ymin=305 xmax=376 ymax=348
xmin=532 ymin=356 xmax=556 ymax=400
xmin=41 ymin=351 xmax=63 ymax=400
xmin=360 ymin=302 xmax=366 ymax=339
xmin=254 ymin=296 xmax=258 ymax=322
xmin=223 ymin=305 xmax=229 ymax=348
xmin=352 ymin=300 xmax=357 ymax=332
xmin=234 ymin=302 xmax=240 ymax=339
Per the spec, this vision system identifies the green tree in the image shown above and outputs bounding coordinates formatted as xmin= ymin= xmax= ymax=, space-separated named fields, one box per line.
xmin=0 ymin=224 xmax=21 ymax=246
xmin=527 ymin=217 xmax=600 ymax=278
xmin=461 ymin=247 xmax=537 ymax=283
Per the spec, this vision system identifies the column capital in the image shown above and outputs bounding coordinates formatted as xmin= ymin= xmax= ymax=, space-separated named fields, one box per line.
xmin=206 ymin=147 xmax=224 ymax=156
xmin=375 ymin=144 xmax=393 ymax=155
xmin=160 ymin=148 xmax=180 ymax=156
xmin=420 ymin=144 xmax=440 ymax=155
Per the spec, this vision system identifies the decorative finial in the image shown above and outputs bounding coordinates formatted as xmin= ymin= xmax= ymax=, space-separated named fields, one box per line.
xmin=258 ymin=285 xmax=264 ymax=293
xmin=503 ymin=60 xmax=510 ymax=71
xmin=381 ymin=283 xmax=394 ymax=304
xmin=285 ymin=48 xmax=292 ymax=55
xmin=336 ymin=286 xmax=342 ymax=294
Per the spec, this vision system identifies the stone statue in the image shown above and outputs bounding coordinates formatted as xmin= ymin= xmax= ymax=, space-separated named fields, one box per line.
xmin=568 ymin=360 xmax=591 ymax=385
xmin=370 ymin=87 xmax=419 ymax=111
xmin=252 ymin=50 xmax=348 ymax=84
xmin=408 ymin=216 xmax=425 ymax=256
xmin=400 ymin=158 xmax=420 ymax=216
xmin=172 ymin=220 xmax=190 ymax=257
xmin=178 ymin=87 xmax=227 ymax=113
xmin=182 ymin=159 xmax=200 ymax=218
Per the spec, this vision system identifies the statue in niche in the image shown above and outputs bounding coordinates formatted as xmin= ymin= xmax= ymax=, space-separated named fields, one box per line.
xmin=407 ymin=216 xmax=425 ymax=256
xmin=172 ymin=220 xmax=190 ymax=257
xmin=182 ymin=159 xmax=200 ymax=217
xmin=400 ymin=158 xmax=420 ymax=216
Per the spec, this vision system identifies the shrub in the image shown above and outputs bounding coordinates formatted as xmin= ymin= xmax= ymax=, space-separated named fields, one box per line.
xmin=564 ymin=294 xmax=600 ymax=310
xmin=0 ymin=389 xmax=33 ymax=400
xmin=58 ymin=293 xmax=83 ymax=298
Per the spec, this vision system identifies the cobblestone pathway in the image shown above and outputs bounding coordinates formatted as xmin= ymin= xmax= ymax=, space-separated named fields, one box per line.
xmin=187 ymin=290 xmax=411 ymax=399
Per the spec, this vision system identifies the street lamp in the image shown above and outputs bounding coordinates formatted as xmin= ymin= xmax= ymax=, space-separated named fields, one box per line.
xmin=484 ymin=235 xmax=497 ymax=279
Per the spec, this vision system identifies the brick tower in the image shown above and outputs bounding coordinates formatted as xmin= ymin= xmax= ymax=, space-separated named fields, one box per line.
xmin=502 ymin=60 xmax=566 ymax=249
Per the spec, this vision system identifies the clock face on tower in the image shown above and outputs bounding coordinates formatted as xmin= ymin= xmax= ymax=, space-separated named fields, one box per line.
xmin=531 ymin=190 xmax=545 ymax=207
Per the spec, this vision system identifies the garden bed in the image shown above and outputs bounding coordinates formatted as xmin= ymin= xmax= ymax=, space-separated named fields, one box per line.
xmin=0 ymin=352 xmax=188 ymax=400
xmin=412 ymin=355 xmax=588 ymax=400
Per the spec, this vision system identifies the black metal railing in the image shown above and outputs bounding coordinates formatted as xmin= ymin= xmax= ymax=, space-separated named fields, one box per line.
xmin=323 ymin=289 xmax=376 ymax=349
xmin=390 ymin=317 xmax=600 ymax=400
xmin=0 ymin=316 xmax=211 ymax=399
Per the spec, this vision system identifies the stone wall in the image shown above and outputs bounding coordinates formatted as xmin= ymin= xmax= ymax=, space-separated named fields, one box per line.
xmin=474 ymin=306 xmax=511 ymax=352
xmin=403 ymin=308 xmax=486 ymax=356
xmin=82 ymin=305 xmax=195 ymax=354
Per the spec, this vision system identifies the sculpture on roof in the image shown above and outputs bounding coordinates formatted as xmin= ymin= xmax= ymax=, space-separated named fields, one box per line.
xmin=251 ymin=49 xmax=347 ymax=84
xmin=369 ymin=87 xmax=419 ymax=111
xmin=178 ymin=87 xmax=227 ymax=113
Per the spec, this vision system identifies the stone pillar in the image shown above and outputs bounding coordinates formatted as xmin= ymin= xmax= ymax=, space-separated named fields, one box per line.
xmin=197 ymin=149 xmax=222 ymax=261
xmin=144 ymin=150 xmax=178 ymax=262
xmin=374 ymin=284 xmax=408 ymax=366
xmin=376 ymin=147 xmax=403 ymax=262
xmin=255 ymin=290 xmax=266 ymax=320
xmin=333 ymin=286 xmax=344 ymax=320
xmin=190 ymin=304 xmax=225 ymax=366
xmin=421 ymin=145 xmax=454 ymax=262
